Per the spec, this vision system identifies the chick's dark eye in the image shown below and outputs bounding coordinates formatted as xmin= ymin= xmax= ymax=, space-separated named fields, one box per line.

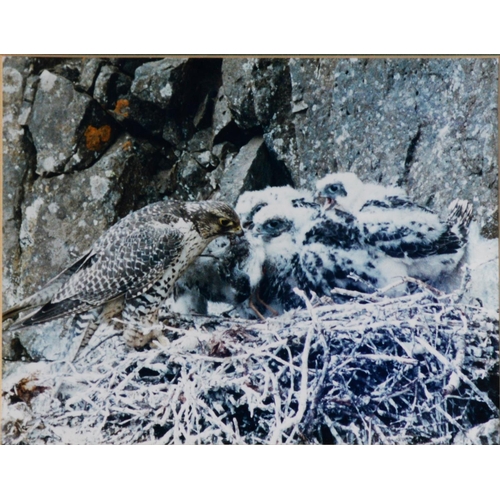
xmin=325 ymin=182 xmax=348 ymax=198
xmin=263 ymin=219 xmax=284 ymax=232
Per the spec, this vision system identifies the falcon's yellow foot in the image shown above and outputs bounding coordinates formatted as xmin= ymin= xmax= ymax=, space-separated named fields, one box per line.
xmin=123 ymin=323 xmax=164 ymax=349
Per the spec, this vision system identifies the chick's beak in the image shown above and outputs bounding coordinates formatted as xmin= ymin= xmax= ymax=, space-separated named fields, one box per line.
xmin=323 ymin=197 xmax=336 ymax=210
xmin=315 ymin=193 xmax=336 ymax=211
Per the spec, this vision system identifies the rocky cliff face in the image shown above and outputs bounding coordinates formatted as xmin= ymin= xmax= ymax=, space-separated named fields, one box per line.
xmin=2 ymin=56 xmax=498 ymax=347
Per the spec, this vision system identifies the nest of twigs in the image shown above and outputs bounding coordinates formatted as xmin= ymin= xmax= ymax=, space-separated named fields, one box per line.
xmin=2 ymin=279 xmax=499 ymax=445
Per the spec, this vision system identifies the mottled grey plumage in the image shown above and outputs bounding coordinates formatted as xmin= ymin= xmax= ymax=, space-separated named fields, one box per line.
xmin=3 ymin=199 xmax=242 ymax=354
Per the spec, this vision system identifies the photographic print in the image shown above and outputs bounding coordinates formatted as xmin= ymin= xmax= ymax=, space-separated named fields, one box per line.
xmin=2 ymin=56 xmax=498 ymax=444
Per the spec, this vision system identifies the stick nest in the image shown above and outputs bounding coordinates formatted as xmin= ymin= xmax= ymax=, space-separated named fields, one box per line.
xmin=2 ymin=283 xmax=499 ymax=445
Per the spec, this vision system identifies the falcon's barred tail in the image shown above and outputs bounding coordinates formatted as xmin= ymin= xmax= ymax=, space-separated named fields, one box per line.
xmin=2 ymin=283 xmax=62 ymax=322
xmin=8 ymin=298 xmax=90 ymax=331
xmin=2 ymin=250 xmax=92 ymax=322
xmin=446 ymin=199 xmax=474 ymax=240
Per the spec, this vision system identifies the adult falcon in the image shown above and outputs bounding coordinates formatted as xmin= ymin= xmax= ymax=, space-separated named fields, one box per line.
xmin=3 ymin=200 xmax=242 ymax=356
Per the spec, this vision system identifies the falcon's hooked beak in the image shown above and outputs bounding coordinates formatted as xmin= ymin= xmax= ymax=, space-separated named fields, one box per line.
xmin=227 ymin=224 xmax=244 ymax=242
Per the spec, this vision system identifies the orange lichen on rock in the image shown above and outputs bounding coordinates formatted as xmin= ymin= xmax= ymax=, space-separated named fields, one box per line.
xmin=85 ymin=125 xmax=112 ymax=151
xmin=122 ymin=140 xmax=133 ymax=151
xmin=114 ymin=99 xmax=130 ymax=117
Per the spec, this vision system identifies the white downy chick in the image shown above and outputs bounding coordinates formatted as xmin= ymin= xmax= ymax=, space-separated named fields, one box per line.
xmin=236 ymin=185 xmax=315 ymax=229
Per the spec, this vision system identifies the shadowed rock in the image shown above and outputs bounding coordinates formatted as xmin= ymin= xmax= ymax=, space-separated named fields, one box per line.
xmin=216 ymin=136 xmax=293 ymax=206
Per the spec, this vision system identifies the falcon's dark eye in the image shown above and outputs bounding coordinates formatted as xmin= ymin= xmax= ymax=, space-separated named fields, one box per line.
xmin=219 ymin=218 xmax=233 ymax=227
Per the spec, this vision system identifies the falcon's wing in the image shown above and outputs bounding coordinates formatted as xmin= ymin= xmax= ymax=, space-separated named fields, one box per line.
xmin=303 ymin=218 xmax=362 ymax=250
xmin=363 ymin=200 xmax=472 ymax=260
xmin=360 ymin=196 xmax=433 ymax=213
xmin=378 ymin=229 xmax=462 ymax=259
xmin=13 ymin=223 xmax=185 ymax=328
